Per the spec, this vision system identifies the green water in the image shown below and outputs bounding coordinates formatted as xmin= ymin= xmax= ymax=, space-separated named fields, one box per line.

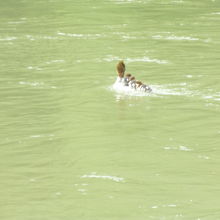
xmin=0 ymin=0 xmax=220 ymax=219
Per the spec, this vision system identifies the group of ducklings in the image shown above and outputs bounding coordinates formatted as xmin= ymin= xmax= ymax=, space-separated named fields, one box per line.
xmin=116 ymin=61 xmax=152 ymax=93
xmin=123 ymin=73 xmax=152 ymax=92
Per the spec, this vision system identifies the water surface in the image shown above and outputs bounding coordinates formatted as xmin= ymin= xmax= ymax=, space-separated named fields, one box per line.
xmin=0 ymin=0 xmax=220 ymax=219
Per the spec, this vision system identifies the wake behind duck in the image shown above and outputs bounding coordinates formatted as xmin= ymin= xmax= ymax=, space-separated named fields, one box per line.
xmin=113 ymin=61 xmax=152 ymax=94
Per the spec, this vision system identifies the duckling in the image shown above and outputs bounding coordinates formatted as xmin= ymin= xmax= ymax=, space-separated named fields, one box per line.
xmin=128 ymin=76 xmax=136 ymax=89
xmin=141 ymin=84 xmax=152 ymax=92
xmin=135 ymin=80 xmax=143 ymax=90
xmin=124 ymin=73 xmax=132 ymax=86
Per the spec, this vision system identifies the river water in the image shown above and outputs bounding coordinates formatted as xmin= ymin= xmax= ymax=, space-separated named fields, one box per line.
xmin=0 ymin=0 xmax=220 ymax=219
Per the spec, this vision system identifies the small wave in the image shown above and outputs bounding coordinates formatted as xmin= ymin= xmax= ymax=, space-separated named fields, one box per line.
xmin=163 ymin=145 xmax=193 ymax=151
xmin=45 ymin=60 xmax=65 ymax=64
xmin=81 ymin=173 xmax=124 ymax=182
xmin=211 ymin=12 xmax=220 ymax=15
xmin=110 ymin=83 xmax=152 ymax=97
xmin=202 ymin=94 xmax=220 ymax=102
xmin=0 ymin=37 xmax=17 ymax=41
xmin=25 ymin=35 xmax=58 ymax=41
xmin=111 ymin=0 xmax=147 ymax=4
xmin=121 ymin=35 xmax=139 ymax=40
xmin=29 ymin=134 xmax=54 ymax=138
xmin=77 ymin=189 xmax=87 ymax=193
xmin=172 ymin=0 xmax=184 ymax=3
xmin=27 ymin=66 xmax=42 ymax=71
xmin=126 ymin=57 xmax=168 ymax=64
xmin=110 ymin=82 xmax=191 ymax=98
xmin=102 ymin=55 xmax=168 ymax=64
xmin=152 ymin=35 xmax=199 ymax=41
xmin=151 ymin=84 xmax=193 ymax=96
xmin=19 ymin=81 xmax=44 ymax=87
xmin=19 ymin=81 xmax=57 ymax=89
xmin=153 ymin=84 xmax=220 ymax=103
xmin=8 ymin=21 xmax=25 ymax=24
xmin=40 ymin=36 xmax=58 ymax=40
xmin=57 ymin=32 xmax=103 ymax=39
xmin=8 ymin=18 xmax=27 ymax=24
xmin=151 ymin=204 xmax=177 ymax=209
xmin=198 ymin=155 xmax=210 ymax=160
xmin=110 ymin=82 xmax=220 ymax=104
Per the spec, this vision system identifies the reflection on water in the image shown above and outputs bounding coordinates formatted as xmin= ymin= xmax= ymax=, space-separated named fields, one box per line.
xmin=0 ymin=0 xmax=220 ymax=219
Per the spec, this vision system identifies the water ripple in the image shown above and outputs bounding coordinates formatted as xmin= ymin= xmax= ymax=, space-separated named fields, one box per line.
xmin=101 ymin=55 xmax=168 ymax=64
xmin=81 ymin=173 xmax=124 ymax=182
xmin=57 ymin=32 xmax=104 ymax=39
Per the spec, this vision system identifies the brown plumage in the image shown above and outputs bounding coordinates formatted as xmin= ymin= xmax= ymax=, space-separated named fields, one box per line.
xmin=129 ymin=76 xmax=135 ymax=81
xmin=116 ymin=61 xmax=126 ymax=78
xmin=136 ymin=80 xmax=142 ymax=88
xmin=125 ymin=73 xmax=131 ymax=78
xmin=115 ymin=61 xmax=152 ymax=92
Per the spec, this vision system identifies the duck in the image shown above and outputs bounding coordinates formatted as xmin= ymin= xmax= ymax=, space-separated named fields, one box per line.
xmin=115 ymin=61 xmax=152 ymax=92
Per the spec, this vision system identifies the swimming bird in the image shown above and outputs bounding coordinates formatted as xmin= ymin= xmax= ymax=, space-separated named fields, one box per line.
xmin=115 ymin=61 xmax=127 ymax=85
xmin=115 ymin=61 xmax=152 ymax=92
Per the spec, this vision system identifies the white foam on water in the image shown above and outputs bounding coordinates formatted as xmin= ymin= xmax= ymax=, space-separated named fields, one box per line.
xmin=55 ymin=192 xmax=62 ymax=196
xmin=172 ymin=0 xmax=184 ymax=3
xmin=25 ymin=35 xmax=58 ymax=41
xmin=0 ymin=37 xmax=17 ymax=41
xmin=19 ymin=81 xmax=44 ymax=87
xmin=27 ymin=66 xmax=42 ymax=71
xmin=110 ymin=81 xmax=194 ymax=98
xmin=202 ymin=92 xmax=220 ymax=103
xmin=151 ymin=204 xmax=177 ymax=209
xmin=163 ymin=145 xmax=193 ymax=151
xmin=179 ymin=145 xmax=193 ymax=151
xmin=8 ymin=18 xmax=27 ymax=24
xmin=198 ymin=155 xmax=210 ymax=160
xmin=40 ymin=36 xmax=58 ymax=40
xmin=153 ymin=34 xmax=211 ymax=43
xmin=151 ymin=206 xmax=158 ymax=209
xmin=211 ymin=12 xmax=220 ymax=15
xmin=112 ymin=0 xmax=137 ymax=3
xmin=110 ymin=82 xmax=152 ymax=97
xmin=45 ymin=60 xmax=65 ymax=64
xmin=30 ymin=135 xmax=42 ymax=138
xmin=151 ymin=84 xmax=193 ymax=96
xmin=77 ymin=189 xmax=87 ymax=192
xmin=81 ymin=173 xmax=124 ymax=182
xmin=163 ymin=204 xmax=177 ymax=207
xmin=110 ymin=81 xmax=220 ymax=104
xmin=29 ymin=134 xmax=55 ymax=138
xmin=152 ymin=34 xmax=199 ymax=41
xmin=112 ymin=0 xmax=149 ymax=4
xmin=104 ymin=24 xmax=128 ymax=30
xmin=57 ymin=32 xmax=103 ymax=39
xmin=8 ymin=21 xmax=26 ymax=24
xmin=19 ymin=81 xmax=57 ymax=89
xmin=121 ymin=35 xmax=139 ymax=40
xmin=126 ymin=57 xmax=168 ymax=64
xmin=102 ymin=55 xmax=168 ymax=64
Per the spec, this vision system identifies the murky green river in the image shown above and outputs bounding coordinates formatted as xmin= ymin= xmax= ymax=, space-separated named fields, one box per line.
xmin=0 ymin=0 xmax=220 ymax=219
